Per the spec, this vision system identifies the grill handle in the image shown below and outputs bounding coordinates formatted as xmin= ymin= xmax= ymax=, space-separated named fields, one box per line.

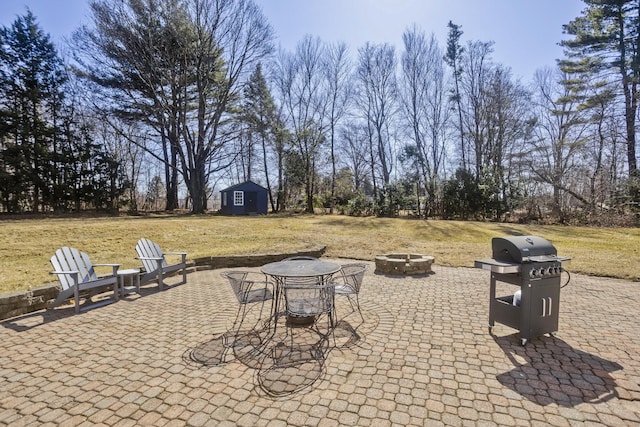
xmin=541 ymin=297 xmax=552 ymax=317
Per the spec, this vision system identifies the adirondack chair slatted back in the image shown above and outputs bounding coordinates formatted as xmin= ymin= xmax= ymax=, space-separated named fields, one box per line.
xmin=136 ymin=238 xmax=168 ymax=273
xmin=51 ymin=247 xmax=97 ymax=290
xmin=136 ymin=238 xmax=187 ymax=290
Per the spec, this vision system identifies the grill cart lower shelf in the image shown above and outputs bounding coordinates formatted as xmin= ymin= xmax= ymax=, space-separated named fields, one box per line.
xmin=487 ymin=270 xmax=560 ymax=346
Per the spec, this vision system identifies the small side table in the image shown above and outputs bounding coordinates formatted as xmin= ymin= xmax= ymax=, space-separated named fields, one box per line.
xmin=118 ymin=268 xmax=140 ymax=298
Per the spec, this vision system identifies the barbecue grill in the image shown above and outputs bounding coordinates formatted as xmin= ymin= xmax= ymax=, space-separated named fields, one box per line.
xmin=475 ymin=236 xmax=570 ymax=345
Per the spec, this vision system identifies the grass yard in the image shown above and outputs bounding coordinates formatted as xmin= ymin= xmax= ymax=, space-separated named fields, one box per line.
xmin=0 ymin=214 xmax=638 ymax=295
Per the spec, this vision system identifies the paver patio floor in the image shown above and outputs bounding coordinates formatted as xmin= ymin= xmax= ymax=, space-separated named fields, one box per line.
xmin=1 ymin=261 xmax=639 ymax=426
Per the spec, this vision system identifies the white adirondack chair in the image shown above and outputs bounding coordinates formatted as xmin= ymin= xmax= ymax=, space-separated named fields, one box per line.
xmin=50 ymin=247 xmax=120 ymax=313
xmin=135 ymin=238 xmax=187 ymax=291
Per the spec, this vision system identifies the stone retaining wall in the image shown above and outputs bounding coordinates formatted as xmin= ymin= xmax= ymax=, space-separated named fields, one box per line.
xmin=0 ymin=286 xmax=59 ymax=321
xmin=0 ymin=246 xmax=325 ymax=321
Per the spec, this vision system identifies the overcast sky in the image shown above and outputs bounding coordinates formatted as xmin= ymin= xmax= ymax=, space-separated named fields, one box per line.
xmin=2 ymin=0 xmax=585 ymax=81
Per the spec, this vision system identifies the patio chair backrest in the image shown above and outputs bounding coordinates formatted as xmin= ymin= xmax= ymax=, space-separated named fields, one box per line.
xmin=282 ymin=256 xmax=318 ymax=262
xmin=284 ymin=275 xmax=323 ymax=287
xmin=222 ymin=271 xmax=252 ymax=304
xmin=284 ymin=282 xmax=336 ymax=318
xmin=222 ymin=271 xmax=272 ymax=304
xmin=339 ymin=263 xmax=368 ymax=293
xmin=51 ymin=247 xmax=98 ymax=290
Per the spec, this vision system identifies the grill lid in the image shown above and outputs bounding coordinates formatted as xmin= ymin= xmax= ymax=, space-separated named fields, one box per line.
xmin=492 ymin=235 xmax=557 ymax=263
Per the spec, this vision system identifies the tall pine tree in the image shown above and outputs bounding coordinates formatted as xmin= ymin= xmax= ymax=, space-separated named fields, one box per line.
xmin=242 ymin=63 xmax=277 ymax=210
xmin=0 ymin=11 xmax=66 ymax=212
xmin=444 ymin=21 xmax=466 ymax=171
xmin=562 ymin=0 xmax=639 ymax=176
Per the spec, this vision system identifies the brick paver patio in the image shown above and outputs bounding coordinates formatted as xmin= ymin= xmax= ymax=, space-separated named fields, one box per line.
xmin=1 ymin=261 xmax=639 ymax=426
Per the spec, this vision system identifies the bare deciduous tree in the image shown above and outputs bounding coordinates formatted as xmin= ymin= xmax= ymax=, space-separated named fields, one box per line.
xmin=340 ymin=124 xmax=369 ymax=192
xmin=400 ymin=26 xmax=449 ymax=217
xmin=482 ymin=65 xmax=530 ymax=219
xmin=356 ymin=42 xmax=398 ymax=195
xmin=460 ymin=40 xmax=494 ymax=178
xmin=273 ymin=35 xmax=328 ymax=213
xmin=323 ymin=42 xmax=352 ymax=213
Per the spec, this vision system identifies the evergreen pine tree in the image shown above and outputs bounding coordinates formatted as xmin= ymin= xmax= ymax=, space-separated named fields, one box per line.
xmin=562 ymin=0 xmax=639 ymax=175
xmin=0 ymin=11 xmax=66 ymax=212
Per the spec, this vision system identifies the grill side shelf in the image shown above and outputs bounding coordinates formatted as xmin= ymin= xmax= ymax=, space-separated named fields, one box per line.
xmin=474 ymin=259 xmax=520 ymax=274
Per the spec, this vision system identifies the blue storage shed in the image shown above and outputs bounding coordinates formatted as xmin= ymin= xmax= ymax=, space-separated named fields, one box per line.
xmin=219 ymin=180 xmax=269 ymax=215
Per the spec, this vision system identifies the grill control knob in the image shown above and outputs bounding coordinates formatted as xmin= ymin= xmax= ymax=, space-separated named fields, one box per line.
xmin=529 ymin=269 xmax=536 ymax=278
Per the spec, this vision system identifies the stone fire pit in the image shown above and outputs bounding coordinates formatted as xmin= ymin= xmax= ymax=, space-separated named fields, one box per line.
xmin=375 ymin=253 xmax=435 ymax=275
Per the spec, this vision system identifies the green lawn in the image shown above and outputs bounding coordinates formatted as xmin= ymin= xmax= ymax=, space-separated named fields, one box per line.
xmin=0 ymin=214 xmax=638 ymax=295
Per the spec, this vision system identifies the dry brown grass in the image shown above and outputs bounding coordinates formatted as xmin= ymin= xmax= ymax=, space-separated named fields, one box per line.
xmin=0 ymin=213 xmax=638 ymax=295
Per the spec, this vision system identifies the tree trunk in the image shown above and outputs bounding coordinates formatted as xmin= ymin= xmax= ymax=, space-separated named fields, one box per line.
xmin=305 ymin=158 xmax=315 ymax=213
xmin=188 ymin=162 xmax=207 ymax=214
xmin=166 ymin=148 xmax=179 ymax=211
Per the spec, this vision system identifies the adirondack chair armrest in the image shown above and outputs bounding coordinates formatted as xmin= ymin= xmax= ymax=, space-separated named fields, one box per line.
xmin=50 ymin=270 xmax=80 ymax=286
xmin=164 ymin=251 xmax=187 ymax=262
xmin=136 ymin=256 xmax=164 ymax=271
xmin=50 ymin=269 xmax=80 ymax=276
xmin=93 ymin=263 xmax=120 ymax=276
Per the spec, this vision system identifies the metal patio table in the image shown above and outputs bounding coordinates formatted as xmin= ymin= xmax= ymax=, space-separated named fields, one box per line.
xmin=261 ymin=259 xmax=341 ymax=328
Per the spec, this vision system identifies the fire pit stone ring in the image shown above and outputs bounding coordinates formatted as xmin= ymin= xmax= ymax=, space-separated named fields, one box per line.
xmin=374 ymin=253 xmax=434 ymax=275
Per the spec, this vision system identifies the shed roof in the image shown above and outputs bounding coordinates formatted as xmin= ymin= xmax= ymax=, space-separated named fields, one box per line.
xmin=220 ymin=180 xmax=267 ymax=192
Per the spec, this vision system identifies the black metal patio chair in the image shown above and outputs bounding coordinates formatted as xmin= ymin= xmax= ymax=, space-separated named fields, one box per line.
xmin=332 ymin=263 xmax=368 ymax=326
xmin=220 ymin=271 xmax=274 ymax=349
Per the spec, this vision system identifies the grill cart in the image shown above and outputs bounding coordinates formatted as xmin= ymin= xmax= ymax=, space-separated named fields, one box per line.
xmin=475 ymin=236 xmax=570 ymax=346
